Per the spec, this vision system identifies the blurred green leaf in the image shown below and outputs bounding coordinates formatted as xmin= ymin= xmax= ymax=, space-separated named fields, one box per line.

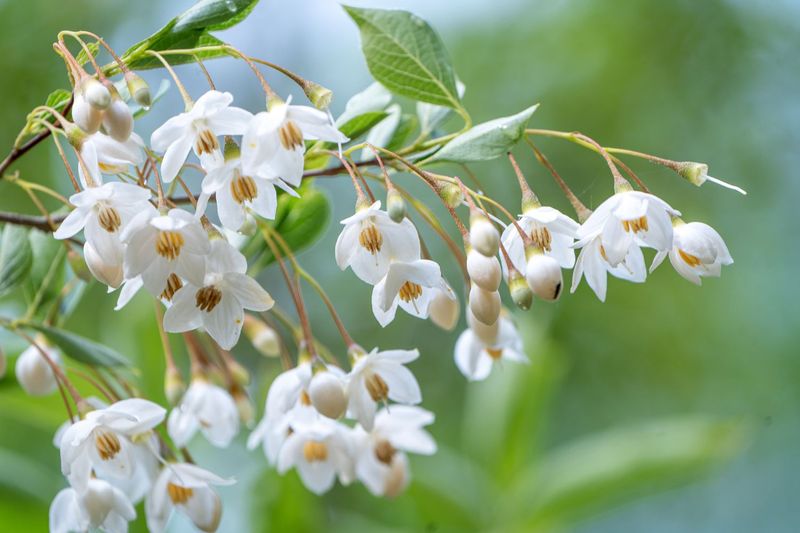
xmin=386 ymin=114 xmax=419 ymax=152
xmin=24 ymin=230 xmax=65 ymax=314
xmin=417 ymin=79 xmax=465 ymax=135
xmin=429 ymin=104 xmax=538 ymax=163
xmin=0 ymin=225 xmax=32 ymax=297
xmin=344 ymin=6 xmax=461 ymax=108
xmin=0 ymin=448 xmax=61 ymax=502
xmin=27 ymin=324 xmax=129 ymax=367
xmin=75 ymin=41 xmax=99 ymax=66
xmin=339 ymin=111 xmax=391 ymax=141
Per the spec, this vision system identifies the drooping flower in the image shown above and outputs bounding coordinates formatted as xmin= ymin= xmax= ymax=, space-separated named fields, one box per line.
xmin=145 ymin=463 xmax=234 ymax=533
xmin=501 ymin=205 xmax=580 ymax=275
xmin=167 ymin=379 xmax=240 ymax=448
xmin=162 ymin=239 xmax=274 ymax=349
xmin=335 ymin=201 xmax=421 ymax=285
xmin=151 ymin=90 xmax=253 ymax=182
xmin=347 ymin=348 xmax=421 ymax=430
xmin=15 ymin=340 xmax=62 ymax=396
xmin=49 ymin=478 xmax=136 ymax=533
xmin=77 ymin=132 xmax=145 ymax=188
xmin=650 ymin=221 xmax=733 ymax=285
xmin=570 ymin=234 xmax=647 ymax=302
xmin=371 ymin=259 xmax=455 ymax=327
xmin=455 ymin=317 xmax=527 ymax=381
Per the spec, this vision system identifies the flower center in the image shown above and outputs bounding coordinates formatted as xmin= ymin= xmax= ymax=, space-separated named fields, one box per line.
xmin=365 ymin=372 xmax=389 ymax=402
xmin=167 ymin=482 xmax=194 ymax=505
xmin=303 ymin=440 xmax=328 ymax=463
xmin=96 ymin=203 xmax=122 ymax=233
xmin=195 ymin=286 xmax=223 ymax=312
xmin=195 ymin=128 xmax=219 ymax=155
xmin=231 ymin=173 xmax=258 ymax=204
xmin=678 ymin=249 xmax=702 ymax=267
xmin=374 ymin=439 xmax=396 ymax=465
xmin=94 ymin=430 xmax=121 ymax=461
xmin=398 ymin=281 xmax=423 ymax=303
xmin=278 ymin=120 xmax=304 ymax=150
xmin=300 ymin=389 xmax=312 ymax=406
xmin=358 ymin=223 xmax=383 ymax=254
xmin=486 ymin=347 xmax=503 ymax=360
xmin=529 ymin=225 xmax=552 ymax=251
xmin=622 ymin=216 xmax=649 ymax=233
xmin=155 ymin=231 xmax=185 ymax=260
xmin=160 ymin=273 xmax=183 ymax=301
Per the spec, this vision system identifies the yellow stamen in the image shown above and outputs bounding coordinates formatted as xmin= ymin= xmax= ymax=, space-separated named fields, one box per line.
xmin=195 ymin=286 xmax=222 ymax=312
xmin=155 ymin=231 xmax=185 ymax=260
xmin=375 ymin=439 xmax=396 ymax=465
xmin=621 ymin=216 xmax=649 ymax=233
xmin=195 ymin=128 xmax=219 ymax=155
xmin=365 ymin=373 xmax=389 ymax=402
xmin=303 ymin=441 xmax=328 ymax=462
xmin=278 ymin=120 xmax=304 ymax=151
xmin=358 ymin=223 xmax=383 ymax=254
xmin=167 ymin=482 xmax=194 ymax=505
xmin=529 ymin=225 xmax=552 ymax=251
xmin=486 ymin=348 xmax=503 ymax=360
xmin=398 ymin=281 xmax=422 ymax=303
xmin=231 ymin=173 xmax=258 ymax=204
xmin=97 ymin=204 xmax=122 ymax=233
xmin=678 ymin=249 xmax=702 ymax=267
xmin=94 ymin=430 xmax=121 ymax=461
xmin=160 ymin=273 xmax=183 ymax=301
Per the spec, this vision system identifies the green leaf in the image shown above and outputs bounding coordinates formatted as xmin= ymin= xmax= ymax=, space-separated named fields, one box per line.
xmin=386 ymin=114 xmax=419 ymax=151
xmin=75 ymin=41 xmax=100 ymax=66
xmin=338 ymin=111 xmax=390 ymax=141
xmin=44 ymin=89 xmax=72 ymax=112
xmin=25 ymin=230 xmax=65 ymax=313
xmin=428 ymin=104 xmax=539 ymax=163
xmin=26 ymin=324 xmax=129 ymax=367
xmin=0 ymin=225 xmax=33 ymax=297
xmin=173 ymin=0 xmax=260 ymax=32
xmin=344 ymin=6 xmax=461 ymax=108
xmin=418 ymin=79 xmax=466 ymax=135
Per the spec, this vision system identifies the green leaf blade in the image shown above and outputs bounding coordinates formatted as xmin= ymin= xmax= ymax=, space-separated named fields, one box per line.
xmin=0 ymin=225 xmax=33 ymax=297
xmin=27 ymin=324 xmax=129 ymax=367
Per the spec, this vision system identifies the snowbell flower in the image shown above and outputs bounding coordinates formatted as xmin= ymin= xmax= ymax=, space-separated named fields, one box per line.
xmin=371 ymin=259 xmax=455 ymax=327
xmin=428 ymin=288 xmax=460 ymax=331
xmin=347 ymin=348 xmax=421 ymax=430
xmin=335 ymin=200 xmax=421 ymax=285
xmin=650 ymin=221 xmax=733 ymax=285
xmin=84 ymin=241 xmax=124 ymax=289
xmin=60 ymin=398 xmax=166 ymax=492
xmin=54 ymin=182 xmax=151 ymax=262
xmin=575 ymin=190 xmax=679 ymax=267
xmin=501 ymin=205 xmax=580 ymax=276
xmin=276 ymin=416 xmax=354 ymax=494
xmin=151 ymin=90 xmax=253 ymax=182
xmin=353 ymin=406 xmax=436 ymax=498
xmin=15 ymin=341 xmax=62 ymax=396
xmin=72 ymin=77 xmax=111 ymax=134
xmin=308 ymin=367 xmax=349 ymax=420
xmin=121 ymin=207 xmax=209 ymax=298
xmin=468 ymin=283 xmax=501 ymax=325
xmin=49 ymin=478 xmax=136 ymax=533
xmin=455 ymin=317 xmax=527 ymax=381
xmin=525 ymin=252 xmax=563 ymax=301
xmin=167 ymin=378 xmax=240 ymax=448
xmin=163 ymin=239 xmax=274 ymax=349
xmin=146 ymin=462 xmax=234 ymax=533
xmin=241 ymin=96 xmax=348 ymax=188
xmin=77 ymin=132 xmax=144 ymax=188
xmin=469 ymin=215 xmax=500 ymax=257
xmin=570 ymin=234 xmax=646 ymax=302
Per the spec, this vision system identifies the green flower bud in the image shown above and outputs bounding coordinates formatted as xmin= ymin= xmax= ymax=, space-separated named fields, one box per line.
xmin=509 ymin=272 xmax=533 ymax=311
xmin=305 ymin=82 xmax=333 ymax=110
xmin=125 ymin=71 xmax=151 ymax=108
xmin=387 ymin=189 xmax=406 ymax=223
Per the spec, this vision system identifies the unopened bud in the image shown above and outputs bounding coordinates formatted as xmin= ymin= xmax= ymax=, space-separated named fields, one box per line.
xmin=387 ymin=189 xmax=406 ymax=223
xmin=15 ymin=340 xmax=61 ymax=396
xmin=468 ymin=284 xmax=500 ymax=325
xmin=438 ymin=181 xmax=463 ymax=209
xmin=469 ymin=215 xmax=499 ymax=257
xmin=525 ymin=251 xmax=563 ymax=301
xmin=676 ymin=161 xmax=707 ymax=186
xmin=125 ymin=71 xmax=151 ymax=108
xmin=233 ymin=388 xmax=255 ymax=426
xmin=308 ymin=370 xmax=348 ymax=419
xmin=82 ymin=78 xmax=111 ymax=110
xmin=466 ymin=249 xmax=501 ymax=291
xmin=243 ymin=315 xmax=279 ymax=357
xmin=70 ymin=92 xmax=103 ymax=135
xmin=467 ymin=308 xmax=500 ymax=345
xmin=305 ymin=81 xmax=333 ymax=110
xmin=429 ymin=290 xmax=459 ymax=331
xmin=227 ymin=358 xmax=250 ymax=386
xmin=102 ymin=94 xmax=133 ymax=142
xmin=84 ymin=243 xmax=123 ymax=289
xmin=347 ymin=344 xmax=367 ymax=367
xmin=384 ymin=453 xmax=410 ymax=498
xmin=509 ymin=272 xmax=533 ymax=311
xmin=164 ymin=366 xmax=186 ymax=406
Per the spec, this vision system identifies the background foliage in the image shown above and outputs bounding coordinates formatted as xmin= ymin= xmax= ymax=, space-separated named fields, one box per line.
xmin=0 ymin=0 xmax=797 ymax=531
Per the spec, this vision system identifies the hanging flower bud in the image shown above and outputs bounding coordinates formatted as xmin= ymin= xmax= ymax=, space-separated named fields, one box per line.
xmin=468 ymin=284 xmax=500 ymax=325
xmin=124 ymin=71 xmax=151 ymax=108
xmin=466 ymin=249 xmax=501 ymax=291
xmin=233 ymin=387 xmax=255 ymax=426
xmin=387 ymin=189 xmax=406 ymax=223
xmin=83 ymin=78 xmax=111 ymax=110
xmin=164 ymin=366 xmax=186 ymax=407
xmin=308 ymin=369 xmax=348 ymax=419
xmin=509 ymin=271 xmax=533 ymax=311
xmin=102 ymin=89 xmax=133 ymax=142
xmin=429 ymin=290 xmax=460 ymax=331
xmin=467 ymin=308 xmax=500 ymax=345
xmin=305 ymin=81 xmax=334 ymax=110
xmin=469 ymin=215 xmax=499 ymax=257
xmin=243 ymin=315 xmax=280 ymax=357
xmin=438 ymin=181 xmax=463 ymax=208
xmin=83 ymin=242 xmax=123 ymax=289
xmin=15 ymin=340 xmax=62 ymax=396
xmin=675 ymin=161 xmax=746 ymax=195
xmin=525 ymin=251 xmax=563 ymax=301
xmin=72 ymin=78 xmax=109 ymax=134
xmin=228 ymin=358 xmax=250 ymax=387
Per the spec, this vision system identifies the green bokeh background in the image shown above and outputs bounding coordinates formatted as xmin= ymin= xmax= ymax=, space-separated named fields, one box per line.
xmin=1 ymin=0 xmax=797 ymax=531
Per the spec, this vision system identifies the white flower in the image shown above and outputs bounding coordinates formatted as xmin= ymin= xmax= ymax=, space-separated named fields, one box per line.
xmin=167 ymin=379 xmax=240 ymax=448
xmin=371 ymin=259 xmax=455 ymax=327
xmin=468 ymin=284 xmax=501 ymax=325
xmin=570 ymin=234 xmax=647 ymax=302
xmin=121 ymin=207 xmax=209 ymax=297
xmin=200 ymin=156 xmax=280 ymax=231
xmin=60 ymin=398 xmax=166 ymax=492
xmin=151 ymin=90 xmax=253 ymax=182
xmin=353 ymin=405 xmax=436 ymax=498
xmin=347 ymin=348 xmax=421 ymax=430
xmin=84 ymin=241 xmax=124 ymax=289
xmin=242 ymin=97 xmax=348 ymax=188
xmin=77 ymin=132 xmax=144 ymax=188
xmin=49 ymin=478 xmax=136 ymax=533
xmin=163 ymin=239 xmax=274 ymax=349
xmin=466 ymin=249 xmax=501 ymax=292
xmin=428 ymin=288 xmax=460 ymax=331
xmin=455 ymin=317 xmax=527 ymax=381
xmin=469 ymin=215 xmax=500 ymax=257
xmin=524 ymin=253 xmax=563 ymax=301
xmin=15 ymin=341 xmax=62 ymax=396
xmin=501 ymin=205 xmax=580 ymax=276
xmin=575 ymin=191 xmax=679 ymax=267
xmin=335 ymin=201 xmax=421 ymax=285
xmin=276 ymin=416 xmax=353 ymax=494
xmin=145 ymin=462 xmax=234 ymax=533
xmin=72 ymin=78 xmax=110 ymax=134
xmin=55 ymin=182 xmax=151 ymax=262
xmin=650 ymin=221 xmax=733 ymax=285
xmin=308 ymin=368 xmax=348 ymax=420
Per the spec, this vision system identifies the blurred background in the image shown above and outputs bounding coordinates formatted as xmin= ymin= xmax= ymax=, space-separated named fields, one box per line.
xmin=1 ymin=0 xmax=798 ymax=531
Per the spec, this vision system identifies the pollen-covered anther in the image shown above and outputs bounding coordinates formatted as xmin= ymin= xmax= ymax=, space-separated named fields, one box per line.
xmin=300 ymin=389 xmax=312 ymax=406
xmin=155 ymin=231 xmax=185 ymax=260
xmin=303 ymin=440 xmax=328 ymax=463
xmin=622 ymin=216 xmax=649 ymax=233
xmin=167 ymin=482 xmax=194 ymax=505
xmin=231 ymin=173 xmax=258 ymax=204
xmin=374 ymin=439 xmax=396 ymax=465
xmin=529 ymin=225 xmax=552 ymax=251
xmin=358 ymin=223 xmax=383 ymax=254
xmin=96 ymin=204 xmax=122 ymax=233
xmin=160 ymin=273 xmax=183 ymax=301
xmin=486 ymin=347 xmax=503 ymax=360
xmin=365 ymin=372 xmax=389 ymax=402
xmin=95 ymin=430 xmax=121 ymax=461
xmin=195 ymin=128 xmax=219 ymax=155
xmin=678 ymin=249 xmax=702 ymax=267
xmin=278 ymin=120 xmax=304 ymax=150
xmin=398 ymin=281 xmax=423 ymax=303
xmin=195 ymin=286 xmax=222 ymax=312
